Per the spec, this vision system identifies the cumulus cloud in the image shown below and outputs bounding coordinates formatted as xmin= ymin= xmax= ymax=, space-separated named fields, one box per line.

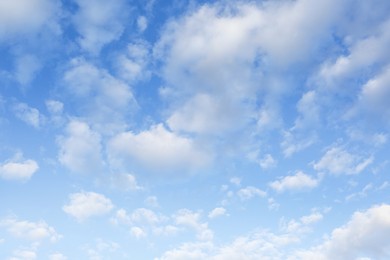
xmin=116 ymin=41 xmax=151 ymax=83
xmin=174 ymin=209 xmax=213 ymax=241
xmin=13 ymin=103 xmax=45 ymax=128
xmin=131 ymin=226 xmax=147 ymax=239
xmin=110 ymin=173 xmax=143 ymax=191
xmin=295 ymin=204 xmax=390 ymax=260
xmin=63 ymin=58 xmax=136 ymax=134
xmin=63 ymin=191 xmax=114 ymax=221
xmin=57 ymin=120 xmax=103 ymax=174
xmin=72 ymin=0 xmax=129 ymax=54
xmin=313 ymin=146 xmax=373 ymax=175
xmin=237 ymin=186 xmax=267 ymax=200
xmin=14 ymin=54 xmax=42 ymax=86
xmin=0 ymin=153 xmax=39 ymax=182
xmin=108 ymin=124 xmax=212 ymax=172
xmin=269 ymin=171 xmax=319 ymax=193
xmin=0 ymin=217 xmax=61 ymax=242
xmin=208 ymin=207 xmax=227 ymax=219
xmin=0 ymin=0 xmax=61 ymax=40
xmin=49 ymin=253 xmax=67 ymax=260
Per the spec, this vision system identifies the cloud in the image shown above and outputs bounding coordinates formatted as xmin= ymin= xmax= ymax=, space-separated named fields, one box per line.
xmin=110 ymin=173 xmax=143 ymax=191
xmin=174 ymin=209 xmax=213 ymax=241
xmin=72 ymin=0 xmax=129 ymax=54
xmin=63 ymin=191 xmax=114 ymax=221
xmin=63 ymin=58 xmax=136 ymax=134
xmin=208 ymin=207 xmax=227 ymax=219
xmin=0 ymin=217 xmax=61 ymax=242
xmin=13 ymin=103 xmax=45 ymax=128
xmin=49 ymin=253 xmax=67 ymax=260
xmin=313 ymin=146 xmax=373 ymax=175
xmin=156 ymin=242 xmax=212 ymax=260
xmin=0 ymin=0 xmax=61 ymax=40
xmin=269 ymin=171 xmax=319 ymax=193
xmin=116 ymin=41 xmax=151 ymax=83
xmin=57 ymin=120 xmax=103 ymax=174
xmin=131 ymin=226 xmax=147 ymax=239
xmin=14 ymin=54 xmax=42 ymax=86
xmin=296 ymin=204 xmax=390 ymax=260
xmin=9 ymin=249 xmax=37 ymax=260
xmin=108 ymin=124 xmax=212 ymax=172
xmin=237 ymin=186 xmax=267 ymax=200
xmin=0 ymin=153 xmax=39 ymax=182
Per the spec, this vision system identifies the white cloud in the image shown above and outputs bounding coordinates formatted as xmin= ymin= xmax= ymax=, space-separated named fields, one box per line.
xmin=63 ymin=58 xmax=136 ymax=134
xmin=156 ymin=242 xmax=212 ymax=260
xmin=46 ymin=100 xmax=63 ymax=115
xmin=269 ymin=171 xmax=319 ymax=193
xmin=9 ymin=249 xmax=37 ymax=260
xmin=145 ymin=196 xmax=159 ymax=208
xmin=110 ymin=173 xmax=143 ymax=191
xmin=63 ymin=191 xmax=114 ymax=221
xmin=137 ymin=16 xmax=148 ymax=32
xmin=13 ymin=103 xmax=45 ymax=128
xmin=49 ymin=253 xmax=67 ymax=260
xmin=0 ymin=217 xmax=61 ymax=242
xmin=116 ymin=41 xmax=150 ymax=83
xmin=281 ymin=130 xmax=317 ymax=157
xmin=0 ymin=0 xmax=61 ymax=40
xmin=57 ymin=120 xmax=103 ymax=174
xmin=174 ymin=209 xmax=213 ymax=241
xmin=72 ymin=0 xmax=129 ymax=54
xmin=131 ymin=208 xmax=162 ymax=225
xmin=296 ymin=204 xmax=390 ymax=260
xmin=356 ymin=66 xmax=390 ymax=119
xmin=131 ymin=226 xmax=147 ymax=239
xmin=14 ymin=54 xmax=42 ymax=86
xmin=313 ymin=146 xmax=373 ymax=175
xmin=229 ymin=177 xmax=241 ymax=186
xmin=0 ymin=153 xmax=39 ymax=182
xmin=237 ymin=186 xmax=267 ymax=200
xmin=208 ymin=207 xmax=227 ymax=219
xmin=108 ymin=124 xmax=211 ymax=171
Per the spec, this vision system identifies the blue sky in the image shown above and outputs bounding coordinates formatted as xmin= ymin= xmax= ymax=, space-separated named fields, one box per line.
xmin=1 ymin=0 xmax=390 ymax=259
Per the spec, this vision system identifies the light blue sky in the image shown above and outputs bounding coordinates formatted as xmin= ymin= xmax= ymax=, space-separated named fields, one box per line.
xmin=1 ymin=0 xmax=390 ymax=259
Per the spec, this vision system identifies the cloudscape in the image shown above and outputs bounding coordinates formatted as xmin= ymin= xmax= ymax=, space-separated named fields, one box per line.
xmin=1 ymin=0 xmax=390 ymax=259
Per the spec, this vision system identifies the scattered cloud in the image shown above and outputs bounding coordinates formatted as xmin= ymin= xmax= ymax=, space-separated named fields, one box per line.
xmin=0 ymin=153 xmax=39 ymax=182
xmin=313 ymin=146 xmax=374 ymax=175
xmin=63 ymin=191 xmax=114 ymax=221
xmin=269 ymin=171 xmax=319 ymax=193
xmin=208 ymin=207 xmax=227 ymax=219
xmin=108 ymin=124 xmax=212 ymax=172
xmin=57 ymin=120 xmax=103 ymax=174
xmin=0 ymin=216 xmax=61 ymax=242
xmin=13 ymin=103 xmax=45 ymax=128
xmin=237 ymin=186 xmax=267 ymax=200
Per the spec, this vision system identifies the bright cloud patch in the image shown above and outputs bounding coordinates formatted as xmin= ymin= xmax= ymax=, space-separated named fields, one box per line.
xmin=109 ymin=124 xmax=212 ymax=171
xmin=63 ymin=191 xmax=114 ymax=221
xmin=57 ymin=120 xmax=102 ymax=174
xmin=269 ymin=171 xmax=319 ymax=193
xmin=0 ymin=154 xmax=39 ymax=182
xmin=314 ymin=146 xmax=373 ymax=175
xmin=0 ymin=217 xmax=61 ymax=242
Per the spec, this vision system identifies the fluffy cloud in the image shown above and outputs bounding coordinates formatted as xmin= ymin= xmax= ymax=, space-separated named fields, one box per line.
xmin=72 ymin=0 xmax=129 ymax=54
xmin=0 ymin=154 xmax=39 ymax=182
xmin=13 ymin=103 xmax=45 ymax=128
xmin=108 ymin=124 xmax=212 ymax=171
xmin=313 ymin=146 xmax=373 ymax=175
xmin=63 ymin=58 xmax=136 ymax=134
xmin=9 ymin=249 xmax=37 ymax=260
xmin=131 ymin=226 xmax=147 ymax=239
xmin=269 ymin=171 xmax=319 ymax=193
xmin=63 ymin=191 xmax=114 ymax=221
xmin=296 ymin=204 xmax=390 ymax=259
xmin=208 ymin=207 xmax=227 ymax=219
xmin=49 ymin=253 xmax=67 ymax=260
xmin=116 ymin=41 xmax=151 ymax=83
xmin=0 ymin=0 xmax=61 ymax=40
xmin=13 ymin=54 xmax=42 ymax=86
xmin=57 ymin=120 xmax=102 ymax=174
xmin=237 ymin=186 xmax=267 ymax=200
xmin=110 ymin=173 xmax=143 ymax=191
xmin=174 ymin=209 xmax=213 ymax=241
xmin=0 ymin=217 xmax=61 ymax=242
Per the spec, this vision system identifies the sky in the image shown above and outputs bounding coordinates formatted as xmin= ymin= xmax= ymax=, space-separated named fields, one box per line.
xmin=0 ymin=0 xmax=390 ymax=259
